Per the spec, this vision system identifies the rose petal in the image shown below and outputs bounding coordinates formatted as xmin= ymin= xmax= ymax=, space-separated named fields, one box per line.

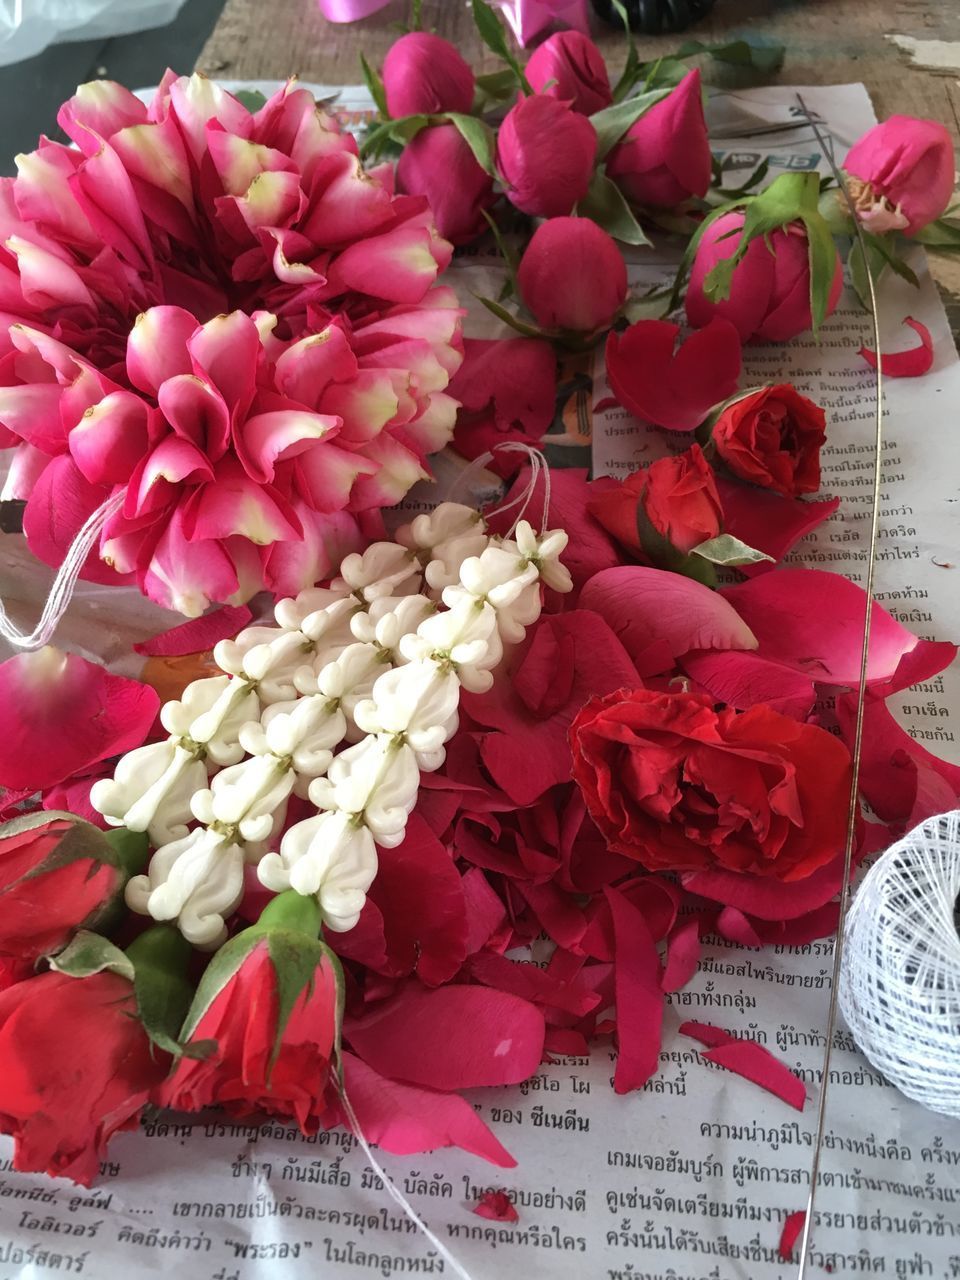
xmin=133 ymin=606 xmax=253 ymax=657
xmin=860 ymin=316 xmax=933 ymax=377
xmin=679 ymin=1021 xmax=807 ymax=1110
xmin=333 ymin=1051 xmax=515 ymax=1167
xmin=580 ymin=566 xmax=758 ymax=677
xmin=473 ymin=1191 xmax=519 ymax=1223
xmin=606 ymin=886 xmax=664 ymax=1094
xmin=347 ymin=983 xmax=545 ymax=1091
xmin=779 ymin=1210 xmax=807 ymax=1261
xmin=661 ymin=917 xmax=701 ymax=993
xmin=0 ymin=649 xmax=159 ymax=791
xmin=717 ymin=475 xmax=840 ymax=571
xmin=681 ymin=650 xmax=816 ymax=720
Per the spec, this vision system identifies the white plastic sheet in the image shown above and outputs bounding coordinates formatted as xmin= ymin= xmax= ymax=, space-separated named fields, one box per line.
xmin=0 ymin=0 xmax=188 ymax=67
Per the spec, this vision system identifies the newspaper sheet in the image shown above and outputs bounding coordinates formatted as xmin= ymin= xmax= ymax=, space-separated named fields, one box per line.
xmin=1 ymin=83 xmax=959 ymax=1280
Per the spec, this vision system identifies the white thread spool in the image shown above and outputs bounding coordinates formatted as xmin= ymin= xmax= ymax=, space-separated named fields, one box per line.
xmin=839 ymin=809 xmax=960 ymax=1117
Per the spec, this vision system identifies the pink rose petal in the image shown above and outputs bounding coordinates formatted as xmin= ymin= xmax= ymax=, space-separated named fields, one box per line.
xmin=679 ymin=1021 xmax=807 ymax=1110
xmin=334 ymin=1052 xmax=515 ymax=1167
xmin=606 ymin=886 xmax=664 ymax=1094
xmin=347 ymin=983 xmax=545 ymax=1091
xmin=681 ymin=649 xmax=816 ymax=720
xmin=133 ymin=606 xmax=253 ymax=656
xmin=860 ymin=316 xmax=933 ymax=378
xmin=580 ymin=566 xmax=758 ymax=677
xmin=0 ymin=649 xmax=159 ymax=791
xmin=716 ymin=475 xmax=840 ymax=571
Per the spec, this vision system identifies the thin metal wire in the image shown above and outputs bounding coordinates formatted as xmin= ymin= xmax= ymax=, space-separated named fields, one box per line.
xmin=793 ymin=94 xmax=886 ymax=1279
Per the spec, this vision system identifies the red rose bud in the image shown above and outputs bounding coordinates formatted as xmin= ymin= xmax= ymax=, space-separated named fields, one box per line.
xmin=497 ymin=94 xmax=597 ymax=218
xmin=638 ymin=446 xmax=722 ymax=556
xmin=397 ymin=123 xmax=495 ymax=246
xmin=525 ymin=31 xmax=612 ymax=116
xmin=686 ymin=210 xmax=843 ymax=344
xmin=160 ymin=891 xmax=342 ymax=1133
xmin=0 ymin=926 xmax=190 ymax=1185
xmin=843 ymin=115 xmax=954 ymax=236
xmin=709 ymin=385 xmax=826 ymax=498
xmin=0 ymin=811 xmax=146 ymax=963
xmin=570 ymin=687 xmax=853 ymax=880
xmin=606 ymin=68 xmax=711 ymax=207
xmin=382 ymin=32 xmax=475 ymax=118
xmin=518 ymin=217 xmax=626 ymax=331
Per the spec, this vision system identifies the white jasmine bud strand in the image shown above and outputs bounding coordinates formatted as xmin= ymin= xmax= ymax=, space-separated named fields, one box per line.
xmin=353 ymin=660 xmax=460 ymax=768
xmin=333 ymin=542 xmax=421 ymax=601
xmin=191 ymin=755 xmax=296 ymax=845
xmin=126 ymin=829 xmax=244 ymax=950
xmin=274 ymin=585 xmax=350 ymax=631
xmin=258 ymin=810 xmax=377 ymax=933
xmin=167 ymin=675 xmax=260 ymax=766
xmin=396 ymin=502 xmax=483 ymax=554
xmin=515 ymin=520 xmax=574 ymax=594
xmin=90 ymin=742 xmax=208 ymax=847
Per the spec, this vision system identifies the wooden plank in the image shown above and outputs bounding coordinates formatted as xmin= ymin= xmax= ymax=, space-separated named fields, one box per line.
xmin=196 ymin=0 xmax=960 ymax=123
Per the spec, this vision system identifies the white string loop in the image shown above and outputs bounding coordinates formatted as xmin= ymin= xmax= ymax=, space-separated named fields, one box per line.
xmin=0 ymin=491 xmax=124 ymax=652
xmin=482 ymin=443 xmax=552 ymax=537
xmin=337 ymin=1078 xmax=478 ymax=1280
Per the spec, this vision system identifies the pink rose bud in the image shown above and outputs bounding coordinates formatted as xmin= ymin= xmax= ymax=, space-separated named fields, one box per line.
xmin=397 ymin=123 xmax=495 ymax=246
xmin=497 ymin=94 xmax=597 ymax=218
xmin=606 ymin=68 xmax=711 ymax=208
xmin=518 ymin=217 xmax=626 ymax=331
xmin=382 ymin=32 xmax=475 ymax=118
xmin=843 ymin=115 xmax=955 ymax=236
xmin=685 ymin=210 xmax=843 ymax=343
xmin=525 ymin=31 xmax=612 ymax=116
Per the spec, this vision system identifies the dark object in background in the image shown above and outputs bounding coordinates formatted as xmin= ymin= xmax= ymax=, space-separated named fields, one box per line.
xmin=591 ymin=0 xmax=716 ymax=34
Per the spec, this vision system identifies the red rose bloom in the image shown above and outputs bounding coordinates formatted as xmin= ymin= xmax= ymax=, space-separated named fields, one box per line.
xmin=0 ymin=969 xmax=169 ymax=1185
xmin=570 ymin=687 xmax=852 ymax=880
xmin=591 ymin=446 xmax=722 ymax=559
xmin=0 ymin=815 xmax=121 ymax=961
xmin=161 ymin=899 xmax=340 ymax=1133
xmin=711 ymin=385 xmax=826 ymax=497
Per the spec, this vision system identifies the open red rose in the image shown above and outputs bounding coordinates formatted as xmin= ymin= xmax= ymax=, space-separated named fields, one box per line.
xmin=161 ymin=892 xmax=340 ymax=1133
xmin=569 ymin=687 xmax=852 ymax=880
xmin=0 ymin=967 xmax=170 ymax=1184
xmin=0 ymin=813 xmax=127 ymax=962
xmin=711 ymin=385 xmax=826 ymax=497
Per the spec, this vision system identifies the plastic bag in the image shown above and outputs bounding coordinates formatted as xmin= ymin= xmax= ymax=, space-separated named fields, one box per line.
xmin=0 ymin=0 xmax=188 ymax=67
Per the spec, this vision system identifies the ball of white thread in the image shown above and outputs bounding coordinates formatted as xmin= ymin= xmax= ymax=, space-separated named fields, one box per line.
xmin=839 ymin=809 xmax=960 ymax=1118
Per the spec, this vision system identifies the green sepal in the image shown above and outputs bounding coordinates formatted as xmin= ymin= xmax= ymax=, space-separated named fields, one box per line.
xmin=578 ymin=171 xmax=651 ymax=246
xmin=635 ymin=501 xmax=718 ymax=589
xmin=103 ymin=827 xmax=150 ymax=877
xmin=689 ymin=534 xmax=774 ymax=567
xmin=359 ymin=113 xmax=429 ymax=160
xmin=178 ymin=892 xmax=344 ymax=1083
xmin=475 ymin=293 xmax=546 ymax=339
xmin=50 ymin=928 xmax=134 ymax=983
xmin=443 ymin=112 xmax=497 ymax=176
xmin=471 ymin=0 xmax=532 ymax=95
xmin=589 ymin=87 xmax=671 ymax=161
xmin=234 ymin=89 xmax=267 ymax=112
xmin=359 ymin=52 xmax=389 ymax=120
xmin=622 ymin=286 xmax=674 ymax=323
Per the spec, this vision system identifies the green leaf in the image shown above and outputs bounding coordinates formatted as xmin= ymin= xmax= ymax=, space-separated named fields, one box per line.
xmin=481 ymin=209 xmax=521 ymax=292
xmin=474 ymin=68 xmax=519 ymax=103
xmin=127 ymin=925 xmax=197 ymax=1057
xmin=677 ymin=36 xmax=785 ymax=78
xmin=234 ymin=89 xmax=267 ymax=112
xmin=640 ymin=56 xmax=689 ymax=92
xmin=689 ymin=534 xmax=774 ymax=566
xmin=50 ymin=929 xmax=134 ymax=982
xmin=359 ymin=52 xmax=389 ymax=119
xmin=590 ymin=88 xmax=672 ymax=160
xmin=622 ymin=287 xmax=673 ymax=323
xmin=609 ymin=0 xmax=641 ymax=102
xmin=359 ymin=113 xmax=429 ymax=160
xmin=476 ymin=293 xmax=545 ymax=338
xmin=471 ymin=0 xmax=532 ymax=94
xmin=411 ymin=0 xmax=423 ymax=29
xmin=444 ymin=112 xmax=497 ymax=175
xmin=914 ymin=216 xmax=960 ymax=249
xmin=578 ymin=171 xmax=651 ymax=246
xmin=864 ymin=232 xmax=920 ymax=288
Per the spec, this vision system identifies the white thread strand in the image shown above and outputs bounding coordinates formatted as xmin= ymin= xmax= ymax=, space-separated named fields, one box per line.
xmin=839 ymin=810 xmax=960 ymax=1117
xmin=0 ymin=490 xmax=125 ymax=652
xmin=485 ymin=443 xmax=552 ymax=535
xmin=337 ymin=1079 xmax=478 ymax=1280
